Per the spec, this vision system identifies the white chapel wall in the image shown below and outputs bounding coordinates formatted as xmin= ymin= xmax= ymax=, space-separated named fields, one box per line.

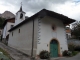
xmin=6 ymin=22 xmax=14 ymax=35
xmin=37 ymin=16 xmax=68 ymax=55
xmin=3 ymin=24 xmax=7 ymax=38
xmin=8 ymin=18 xmax=38 ymax=56
xmin=3 ymin=22 xmax=14 ymax=38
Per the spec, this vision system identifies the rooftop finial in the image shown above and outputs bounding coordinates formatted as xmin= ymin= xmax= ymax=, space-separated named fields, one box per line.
xmin=21 ymin=2 xmax=22 ymax=7
xmin=17 ymin=2 xmax=25 ymax=13
xmin=19 ymin=2 xmax=22 ymax=11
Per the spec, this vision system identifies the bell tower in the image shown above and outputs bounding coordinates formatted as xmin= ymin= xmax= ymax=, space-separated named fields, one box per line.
xmin=15 ymin=3 xmax=26 ymax=25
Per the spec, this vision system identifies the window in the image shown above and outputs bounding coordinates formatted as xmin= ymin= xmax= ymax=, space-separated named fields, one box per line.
xmin=52 ymin=25 xmax=56 ymax=31
xmin=11 ymin=25 xmax=14 ymax=28
xmin=12 ymin=32 xmax=13 ymax=36
xmin=19 ymin=29 xmax=20 ymax=33
xmin=20 ymin=13 xmax=23 ymax=19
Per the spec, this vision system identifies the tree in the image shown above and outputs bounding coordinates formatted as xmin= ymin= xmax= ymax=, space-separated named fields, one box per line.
xmin=0 ymin=17 xmax=5 ymax=28
xmin=71 ymin=21 xmax=80 ymax=39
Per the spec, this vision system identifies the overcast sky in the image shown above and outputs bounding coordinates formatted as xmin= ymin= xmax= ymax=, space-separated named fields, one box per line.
xmin=0 ymin=0 xmax=80 ymax=21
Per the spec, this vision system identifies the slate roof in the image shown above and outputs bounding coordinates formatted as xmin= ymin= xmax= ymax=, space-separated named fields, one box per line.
xmin=9 ymin=9 xmax=76 ymax=32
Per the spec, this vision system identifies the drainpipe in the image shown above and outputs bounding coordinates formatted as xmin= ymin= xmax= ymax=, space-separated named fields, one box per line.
xmin=31 ymin=19 xmax=34 ymax=58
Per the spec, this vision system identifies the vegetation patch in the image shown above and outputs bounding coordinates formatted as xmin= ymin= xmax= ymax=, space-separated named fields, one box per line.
xmin=71 ymin=21 xmax=80 ymax=39
xmin=62 ymin=50 xmax=72 ymax=57
xmin=71 ymin=51 xmax=79 ymax=56
xmin=39 ymin=50 xmax=50 ymax=59
xmin=0 ymin=48 xmax=11 ymax=60
xmin=0 ymin=17 xmax=5 ymax=28
xmin=62 ymin=43 xmax=80 ymax=57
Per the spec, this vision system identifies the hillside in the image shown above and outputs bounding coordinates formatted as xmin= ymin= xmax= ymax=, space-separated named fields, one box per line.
xmin=0 ymin=11 xmax=15 ymax=19
xmin=0 ymin=11 xmax=15 ymax=28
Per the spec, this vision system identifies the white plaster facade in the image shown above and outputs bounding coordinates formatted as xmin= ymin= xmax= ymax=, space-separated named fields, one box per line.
xmin=15 ymin=12 xmax=25 ymax=26
xmin=8 ymin=16 xmax=68 ymax=56
xmin=8 ymin=19 xmax=38 ymax=56
xmin=37 ymin=16 xmax=68 ymax=55
xmin=3 ymin=22 xmax=14 ymax=38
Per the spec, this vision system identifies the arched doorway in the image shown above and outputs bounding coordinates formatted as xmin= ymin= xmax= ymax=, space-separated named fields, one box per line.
xmin=50 ymin=39 xmax=58 ymax=57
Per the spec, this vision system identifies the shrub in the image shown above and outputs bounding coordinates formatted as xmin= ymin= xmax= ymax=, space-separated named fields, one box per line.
xmin=39 ymin=50 xmax=50 ymax=59
xmin=75 ymin=46 xmax=80 ymax=51
xmin=68 ymin=43 xmax=75 ymax=51
xmin=62 ymin=50 xmax=72 ymax=56
xmin=72 ymin=51 xmax=79 ymax=56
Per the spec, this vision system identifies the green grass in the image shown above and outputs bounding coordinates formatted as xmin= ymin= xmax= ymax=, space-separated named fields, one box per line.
xmin=0 ymin=48 xmax=11 ymax=60
xmin=71 ymin=51 xmax=79 ymax=56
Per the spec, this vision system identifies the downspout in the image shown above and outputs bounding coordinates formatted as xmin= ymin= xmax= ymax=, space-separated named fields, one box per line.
xmin=31 ymin=19 xmax=34 ymax=57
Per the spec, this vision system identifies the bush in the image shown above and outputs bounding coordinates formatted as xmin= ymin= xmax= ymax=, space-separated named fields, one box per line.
xmin=72 ymin=51 xmax=79 ymax=56
xmin=75 ymin=46 xmax=80 ymax=51
xmin=62 ymin=50 xmax=72 ymax=56
xmin=39 ymin=50 xmax=50 ymax=59
xmin=68 ymin=43 xmax=75 ymax=51
xmin=68 ymin=43 xmax=80 ymax=51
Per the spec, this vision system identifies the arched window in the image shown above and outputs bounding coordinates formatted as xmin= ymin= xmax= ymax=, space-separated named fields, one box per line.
xmin=20 ymin=13 xmax=23 ymax=19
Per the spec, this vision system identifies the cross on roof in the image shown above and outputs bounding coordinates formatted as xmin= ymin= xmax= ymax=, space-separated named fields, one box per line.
xmin=21 ymin=2 xmax=22 ymax=6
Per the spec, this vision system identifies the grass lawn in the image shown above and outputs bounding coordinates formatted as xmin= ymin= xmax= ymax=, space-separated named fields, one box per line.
xmin=0 ymin=48 xmax=11 ymax=60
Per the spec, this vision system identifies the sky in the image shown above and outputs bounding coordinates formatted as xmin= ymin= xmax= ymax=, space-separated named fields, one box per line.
xmin=0 ymin=0 xmax=80 ymax=21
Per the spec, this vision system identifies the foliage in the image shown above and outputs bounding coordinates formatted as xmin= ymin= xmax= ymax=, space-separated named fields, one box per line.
xmin=71 ymin=51 xmax=79 ymax=56
xmin=75 ymin=46 xmax=80 ymax=51
xmin=68 ymin=43 xmax=75 ymax=52
xmin=0 ymin=17 xmax=5 ymax=28
xmin=39 ymin=50 xmax=50 ymax=59
xmin=71 ymin=21 xmax=80 ymax=39
xmin=68 ymin=43 xmax=80 ymax=51
xmin=62 ymin=50 xmax=72 ymax=56
xmin=63 ymin=50 xmax=79 ymax=57
xmin=68 ymin=43 xmax=80 ymax=56
xmin=0 ymin=48 xmax=11 ymax=60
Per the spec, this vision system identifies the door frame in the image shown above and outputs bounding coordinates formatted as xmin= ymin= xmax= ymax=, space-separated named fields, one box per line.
xmin=49 ymin=38 xmax=61 ymax=57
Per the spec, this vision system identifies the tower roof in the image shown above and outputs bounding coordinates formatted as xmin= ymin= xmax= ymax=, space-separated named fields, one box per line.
xmin=18 ymin=6 xmax=22 ymax=12
xmin=17 ymin=6 xmax=25 ymax=13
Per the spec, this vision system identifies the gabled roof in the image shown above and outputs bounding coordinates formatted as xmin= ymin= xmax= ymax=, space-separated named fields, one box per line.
xmin=9 ymin=9 xmax=76 ymax=32
xmin=3 ymin=18 xmax=15 ymax=28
